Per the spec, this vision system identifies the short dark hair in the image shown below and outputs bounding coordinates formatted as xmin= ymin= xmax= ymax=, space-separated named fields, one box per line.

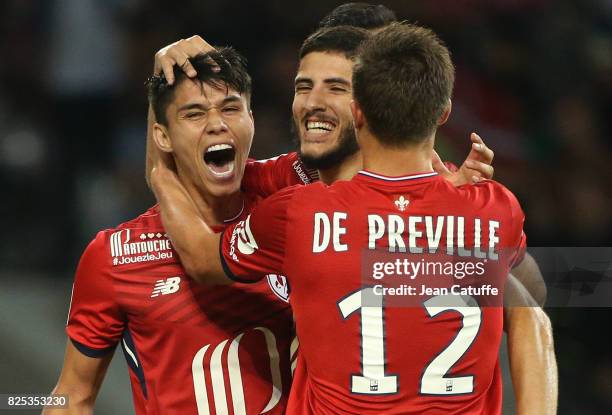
xmin=353 ymin=22 xmax=455 ymax=146
xmin=146 ymin=47 xmax=251 ymax=126
xmin=318 ymin=3 xmax=397 ymax=30
xmin=299 ymin=25 xmax=370 ymax=61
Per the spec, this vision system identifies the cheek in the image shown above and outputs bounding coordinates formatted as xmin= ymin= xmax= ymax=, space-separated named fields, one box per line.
xmin=336 ymin=98 xmax=355 ymax=123
xmin=230 ymin=117 xmax=254 ymax=155
xmin=292 ymin=97 xmax=304 ymax=122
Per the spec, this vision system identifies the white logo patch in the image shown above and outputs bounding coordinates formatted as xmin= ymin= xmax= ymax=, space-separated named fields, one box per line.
xmin=110 ymin=230 xmax=173 ymax=266
xmin=237 ymin=215 xmax=259 ymax=255
xmin=267 ymin=274 xmax=290 ymax=302
xmin=151 ymin=276 xmax=181 ymax=297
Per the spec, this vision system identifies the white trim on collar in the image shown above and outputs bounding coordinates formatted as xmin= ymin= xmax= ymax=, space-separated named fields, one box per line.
xmin=358 ymin=170 xmax=438 ymax=181
xmin=223 ymin=199 xmax=245 ymax=223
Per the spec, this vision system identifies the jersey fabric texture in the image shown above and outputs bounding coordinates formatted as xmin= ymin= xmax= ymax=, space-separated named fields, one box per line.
xmin=242 ymin=152 xmax=319 ymax=198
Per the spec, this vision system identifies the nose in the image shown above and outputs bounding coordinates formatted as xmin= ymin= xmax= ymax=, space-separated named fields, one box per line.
xmin=304 ymin=86 xmax=326 ymax=112
xmin=205 ymin=109 xmax=228 ymax=135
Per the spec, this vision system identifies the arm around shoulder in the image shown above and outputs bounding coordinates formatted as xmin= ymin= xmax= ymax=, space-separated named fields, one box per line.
xmin=150 ymin=165 xmax=229 ymax=284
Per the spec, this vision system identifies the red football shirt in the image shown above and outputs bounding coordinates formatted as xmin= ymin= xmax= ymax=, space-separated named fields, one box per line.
xmin=242 ymin=152 xmax=319 ymax=198
xmin=66 ymin=154 xmax=311 ymax=414
xmin=220 ymin=170 xmax=526 ymax=415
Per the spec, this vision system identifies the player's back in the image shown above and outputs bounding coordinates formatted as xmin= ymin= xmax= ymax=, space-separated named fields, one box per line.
xmin=283 ymin=170 xmax=525 ymax=414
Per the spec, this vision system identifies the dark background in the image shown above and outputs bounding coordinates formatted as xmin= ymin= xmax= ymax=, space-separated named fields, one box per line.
xmin=0 ymin=0 xmax=610 ymax=413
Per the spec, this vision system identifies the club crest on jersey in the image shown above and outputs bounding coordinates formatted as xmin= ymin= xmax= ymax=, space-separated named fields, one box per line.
xmin=109 ymin=229 xmax=174 ymax=266
xmin=150 ymin=276 xmax=181 ymax=297
xmin=394 ymin=195 xmax=410 ymax=211
xmin=267 ymin=274 xmax=290 ymax=302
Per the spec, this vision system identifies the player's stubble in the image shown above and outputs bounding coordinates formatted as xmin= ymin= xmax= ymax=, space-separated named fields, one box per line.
xmin=291 ymin=117 xmax=360 ymax=170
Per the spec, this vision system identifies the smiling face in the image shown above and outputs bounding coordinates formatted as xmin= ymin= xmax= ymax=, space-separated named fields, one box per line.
xmin=154 ymin=78 xmax=253 ymax=198
xmin=292 ymin=51 xmax=359 ymax=170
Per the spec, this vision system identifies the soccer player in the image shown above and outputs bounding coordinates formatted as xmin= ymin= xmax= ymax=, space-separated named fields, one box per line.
xmin=316 ymin=2 xmax=548 ymax=306
xmin=151 ymin=20 xmax=555 ymax=415
xmin=45 ymin=30 xmax=495 ymax=415
xmin=150 ymin=23 xmax=552 ymax=414
xmin=151 ymin=6 xmax=546 ymax=306
xmin=45 ymin=49 xmax=302 ymax=415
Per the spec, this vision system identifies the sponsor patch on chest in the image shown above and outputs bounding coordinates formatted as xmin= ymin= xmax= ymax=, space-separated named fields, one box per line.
xmin=110 ymin=230 xmax=174 ymax=266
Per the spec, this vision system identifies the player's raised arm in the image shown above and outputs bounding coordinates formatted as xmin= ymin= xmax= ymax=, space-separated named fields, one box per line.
xmin=504 ymin=274 xmax=558 ymax=415
xmin=150 ymin=159 xmax=228 ymax=285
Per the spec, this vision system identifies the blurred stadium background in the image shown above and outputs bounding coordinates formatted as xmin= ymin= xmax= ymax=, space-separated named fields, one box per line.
xmin=0 ymin=0 xmax=611 ymax=413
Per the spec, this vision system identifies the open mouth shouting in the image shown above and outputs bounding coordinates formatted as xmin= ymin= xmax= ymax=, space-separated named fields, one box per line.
xmin=203 ymin=143 xmax=236 ymax=179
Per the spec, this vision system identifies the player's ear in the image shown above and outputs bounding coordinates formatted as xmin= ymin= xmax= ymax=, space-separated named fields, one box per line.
xmin=248 ymin=108 xmax=254 ymax=125
xmin=245 ymin=110 xmax=255 ymax=154
xmin=351 ymin=100 xmax=365 ymax=130
xmin=152 ymin=123 xmax=173 ymax=153
xmin=437 ymin=99 xmax=452 ymax=126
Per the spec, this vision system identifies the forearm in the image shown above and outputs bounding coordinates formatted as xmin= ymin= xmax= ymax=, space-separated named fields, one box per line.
xmin=507 ymin=306 xmax=557 ymax=415
xmin=512 ymin=252 xmax=547 ymax=306
xmin=145 ymin=104 xmax=157 ymax=189
xmin=43 ymin=341 xmax=111 ymax=415
xmin=505 ymin=274 xmax=557 ymax=414
xmin=42 ymin=384 xmax=95 ymax=415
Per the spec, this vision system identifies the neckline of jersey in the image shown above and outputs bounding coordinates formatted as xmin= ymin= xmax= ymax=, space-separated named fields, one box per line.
xmin=223 ymin=198 xmax=246 ymax=223
xmin=356 ymin=170 xmax=439 ymax=183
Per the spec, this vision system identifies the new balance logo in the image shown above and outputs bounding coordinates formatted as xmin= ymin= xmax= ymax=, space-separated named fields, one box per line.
xmin=394 ymin=196 xmax=409 ymax=211
xmin=151 ymin=276 xmax=181 ymax=297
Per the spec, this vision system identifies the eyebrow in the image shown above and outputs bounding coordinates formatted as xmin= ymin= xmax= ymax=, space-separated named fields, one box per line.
xmin=323 ymin=77 xmax=351 ymax=86
xmin=177 ymin=95 xmax=243 ymax=112
xmin=220 ymin=95 xmax=243 ymax=105
xmin=294 ymin=76 xmax=351 ymax=86
xmin=294 ymin=77 xmax=313 ymax=86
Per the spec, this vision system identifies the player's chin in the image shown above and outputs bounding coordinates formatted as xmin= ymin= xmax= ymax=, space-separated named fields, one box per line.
xmin=202 ymin=176 xmax=242 ymax=198
xmin=300 ymin=139 xmax=337 ymax=158
xmin=200 ymin=163 xmax=242 ymax=197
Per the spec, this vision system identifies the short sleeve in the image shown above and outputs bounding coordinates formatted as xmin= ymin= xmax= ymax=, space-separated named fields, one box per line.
xmin=503 ymin=187 xmax=527 ymax=268
xmin=510 ymin=229 xmax=527 ymax=269
xmin=66 ymin=231 xmax=125 ymax=357
xmin=220 ymin=187 xmax=297 ymax=283
xmin=242 ymin=153 xmax=318 ymax=198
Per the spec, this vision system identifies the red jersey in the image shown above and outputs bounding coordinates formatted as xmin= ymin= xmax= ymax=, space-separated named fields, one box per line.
xmin=66 ymin=154 xmax=311 ymax=415
xmin=242 ymin=152 xmax=319 ymax=198
xmin=220 ymin=170 xmax=526 ymax=415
